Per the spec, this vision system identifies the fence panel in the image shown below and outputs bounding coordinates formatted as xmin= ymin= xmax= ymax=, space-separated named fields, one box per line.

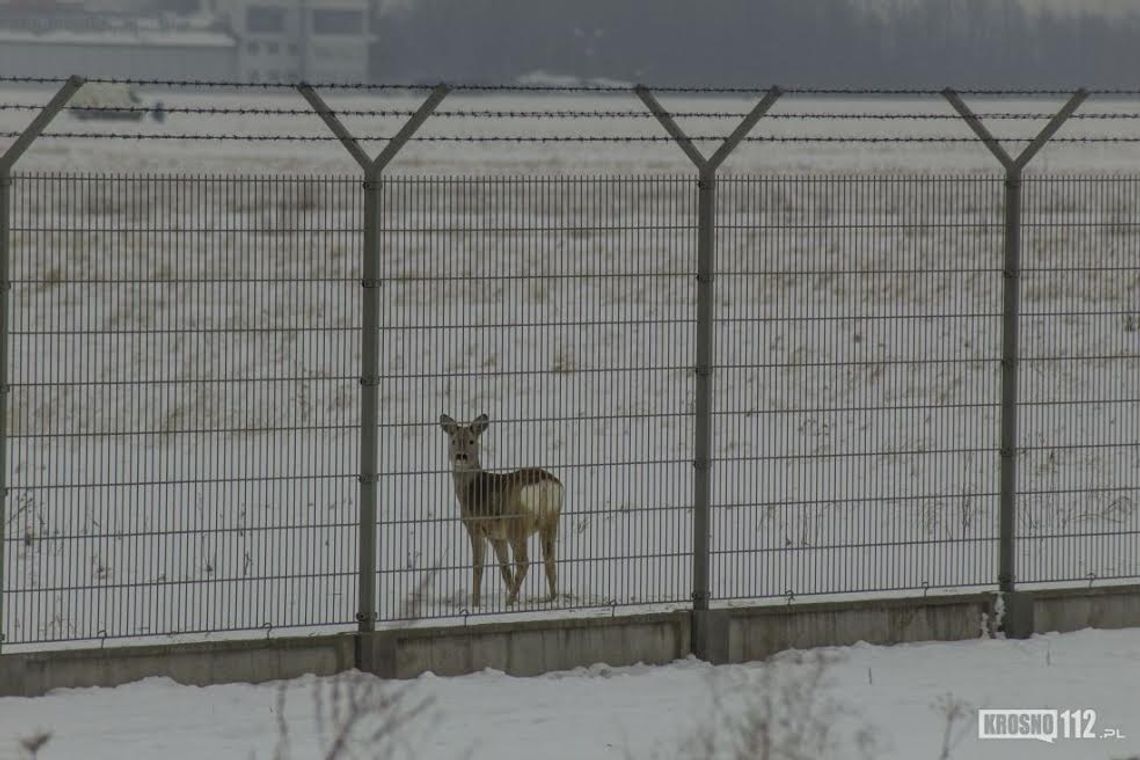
xmin=5 ymin=170 xmax=1140 ymax=649
xmin=710 ymin=176 xmax=1005 ymax=601
xmin=374 ymin=176 xmax=697 ymax=620
xmin=3 ymin=174 xmax=360 ymax=646
xmin=1018 ymin=177 xmax=1140 ymax=586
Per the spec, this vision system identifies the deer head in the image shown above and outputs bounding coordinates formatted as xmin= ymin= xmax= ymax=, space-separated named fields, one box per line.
xmin=439 ymin=413 xmax=490 ymax=471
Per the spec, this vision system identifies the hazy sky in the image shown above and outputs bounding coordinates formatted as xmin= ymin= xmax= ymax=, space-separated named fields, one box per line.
xmin=378 ymin=0 xmax=1134 ymax=16
xmin=1023 ymin=0 xmax=1135 ymax=14
xmin=62 ymin=0 xmax=1140 ymax=18
xmin=853 ymin=0 xmax=1136 ymax=16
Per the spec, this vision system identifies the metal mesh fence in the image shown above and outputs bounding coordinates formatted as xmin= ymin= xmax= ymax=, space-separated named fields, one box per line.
xmin=711 ymin=177 xmax=1005 ymax=600
xmin=1 ymin=171 xmax=1138 ymax=649
xmin=1018 ymin=177 xmax=1140 ymax=586
xmin=375 ymin=177 xmax=696 ymax=619
xmin=4 ymin=174 xmax=360 ymax=645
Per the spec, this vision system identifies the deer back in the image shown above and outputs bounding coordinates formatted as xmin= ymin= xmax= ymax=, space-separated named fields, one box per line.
xmin=460 ymin=469 xmax=560 ymax=528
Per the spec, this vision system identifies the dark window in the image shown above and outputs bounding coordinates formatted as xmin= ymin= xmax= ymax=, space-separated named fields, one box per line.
xmin=267 ymin=41 xmax=279 ymax=54
xmin=311 ymin=9 xmax=362 ymax=35
xmin=246 ymin=5 xmax=286 ymax=33
xmin=246 ymin=41 xmax=260 ymax=54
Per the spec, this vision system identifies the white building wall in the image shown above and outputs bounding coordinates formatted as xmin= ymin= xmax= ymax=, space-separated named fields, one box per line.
xmin=0 ymin=0 xmax=374 ymax=84
xmin=0 ymin=34 xmax=237 ymax=81
xmin=228 ymin=1 xmax=304 ymax=83
xmin=229 ymin=0 xmax=372 ymax=83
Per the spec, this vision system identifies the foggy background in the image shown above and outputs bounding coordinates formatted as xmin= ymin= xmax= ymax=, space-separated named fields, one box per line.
xmin=372 ymin=0 xmax=1140 ymax=87
xmin=1 ymin=0 xmax=1139 ymax=88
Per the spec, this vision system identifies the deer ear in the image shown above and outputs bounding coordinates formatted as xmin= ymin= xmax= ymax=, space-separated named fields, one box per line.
xmin=439 ymin=414 xmax=459 ymax=435
xmin=471 ymin=414 xmax=490 ymax=436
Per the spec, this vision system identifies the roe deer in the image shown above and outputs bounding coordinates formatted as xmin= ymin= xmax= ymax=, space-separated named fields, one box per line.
xmin=439 ymin=413 xmax=563 ymax=607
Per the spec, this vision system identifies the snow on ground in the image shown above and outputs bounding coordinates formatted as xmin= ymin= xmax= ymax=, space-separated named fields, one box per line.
xmin=3 ymin=627 xmax=1140 ymax=760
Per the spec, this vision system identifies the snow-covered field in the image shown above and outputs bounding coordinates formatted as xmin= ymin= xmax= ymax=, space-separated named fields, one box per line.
xmin=1 ymin=89 xmax=1138 ymax=649
xmin=3 ymin=627 xmax=1140 ymax=760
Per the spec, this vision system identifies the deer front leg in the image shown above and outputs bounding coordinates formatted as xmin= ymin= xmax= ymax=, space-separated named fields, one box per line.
xmin=467 ymin=526 xmax=486 ymax=608
xmin=490 ymin=537 xmax=514 ymax=603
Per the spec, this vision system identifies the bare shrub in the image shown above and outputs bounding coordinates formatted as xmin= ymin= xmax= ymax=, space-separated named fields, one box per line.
xmin=932 ymin=693 xmax=973 ymax=760
xmin=18 ymin=731 xmax=52 ymax=759
xmin=272 ymin=672 xmax=433 ymax=760
xmin=272 ymin=570 xmax=440 ymax=760
xmin=671 ymin=652 xmax=879 ymax=760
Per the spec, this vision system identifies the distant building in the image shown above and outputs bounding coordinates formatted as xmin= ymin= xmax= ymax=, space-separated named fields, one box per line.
xmin=0 ymin=0 xmax=375 ymax=84
xmin=0 ymin=0 xmax=237 ymax=81
xmin=223 ymin=0 xmax=374 ymax=84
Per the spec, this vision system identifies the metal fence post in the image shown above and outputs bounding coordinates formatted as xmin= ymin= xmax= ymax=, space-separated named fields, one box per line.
xmin=298 ymin=84 xmax=447 ymax=642
xmin=0 ymin=164 xmax=9 ymax=656
xmin=0 ymin=75 xmax=84 ymax=653
xmin=692 ymin=164 xmax=715 ymax=630
xmin=357 ymin=162 xmax=382 ymax=637
xmin=636 ymin=85 xmax=781 ymax=661
xmin=999 ymin=168 xmax=1022 ymax=600
xmin=943 ymin=88 xmax=1086 ymax=637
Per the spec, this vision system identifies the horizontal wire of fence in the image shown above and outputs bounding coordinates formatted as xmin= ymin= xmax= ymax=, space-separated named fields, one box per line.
xmin=10 ymin=103 xmax=1140 ymax=121
xmin=10 ymin=133 xmax=1140 ymax=144
xmin=375 ymin=176 xmax=697 ymax=620
xmin=711 ymin=176 xmax=1005 ymax=600
xmin=1016 ymin=176 xmax=1140 ymax=587
xmin=4 ymin=174 xmax=361 ymax=645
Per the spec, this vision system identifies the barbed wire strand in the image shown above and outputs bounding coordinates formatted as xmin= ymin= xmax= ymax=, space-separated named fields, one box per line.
xmin=4 ymin=103 xmax=1140 ymax=121
xmin=4 ymin=131 xmax=1139 ymax=144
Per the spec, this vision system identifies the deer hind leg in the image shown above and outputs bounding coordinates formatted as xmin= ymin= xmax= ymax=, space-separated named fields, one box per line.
xmin=489 ymin=537 xmax=514 ymax=603
xmin=467 ymin=526 xmax=486 ymax=608
xmin=507 ymin=533 xmax=530 ymax=605
xmin=540 ymin=523 xmax=559 ymax=602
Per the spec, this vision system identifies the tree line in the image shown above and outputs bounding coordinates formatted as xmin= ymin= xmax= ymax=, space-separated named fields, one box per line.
xmin=372 ymin=0 xmax=1140 ymax=88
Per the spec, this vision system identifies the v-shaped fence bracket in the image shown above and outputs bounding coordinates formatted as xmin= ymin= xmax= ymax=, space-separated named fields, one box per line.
xmin=631 ymin=85 xmax=781 ymax=662
xmin=297 ymin=83 xmax=449 ymax=638
xmin=943 ymin=88 xmax=1088 ymax=178
xmin=943 ymin=87 xmax=1087 ymax=609
xmin=0 ymin=75 xmax=86 ymax=173
xmin=1 ymin=75 xmax=88 ymax=655
xmin=635 ymin=85 xmax=783 ymax=175
xmin=298 ymin=83 xmax=450 ymax=179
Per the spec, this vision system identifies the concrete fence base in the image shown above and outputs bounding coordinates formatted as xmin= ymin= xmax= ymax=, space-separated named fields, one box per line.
xmin=3 ymin=585 xmax=1139 ymax=698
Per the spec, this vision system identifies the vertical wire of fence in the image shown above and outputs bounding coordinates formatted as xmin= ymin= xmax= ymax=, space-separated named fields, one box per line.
xmin=373 ymin=176 xmax=697 ymax=620
xmin=710 ymin=176 xmax=1006 ymax=600
xmin=1017 ymin=176 xmax=1140 ymax=586
xmin=2 ymin=168 xmax=1140 ymax=650
xmin=3 ymin=173 xmax=361 ymax=647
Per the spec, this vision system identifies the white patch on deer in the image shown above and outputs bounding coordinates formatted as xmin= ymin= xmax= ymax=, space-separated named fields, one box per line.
xmin=520 ymin=480 xmax=563 ymax=523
